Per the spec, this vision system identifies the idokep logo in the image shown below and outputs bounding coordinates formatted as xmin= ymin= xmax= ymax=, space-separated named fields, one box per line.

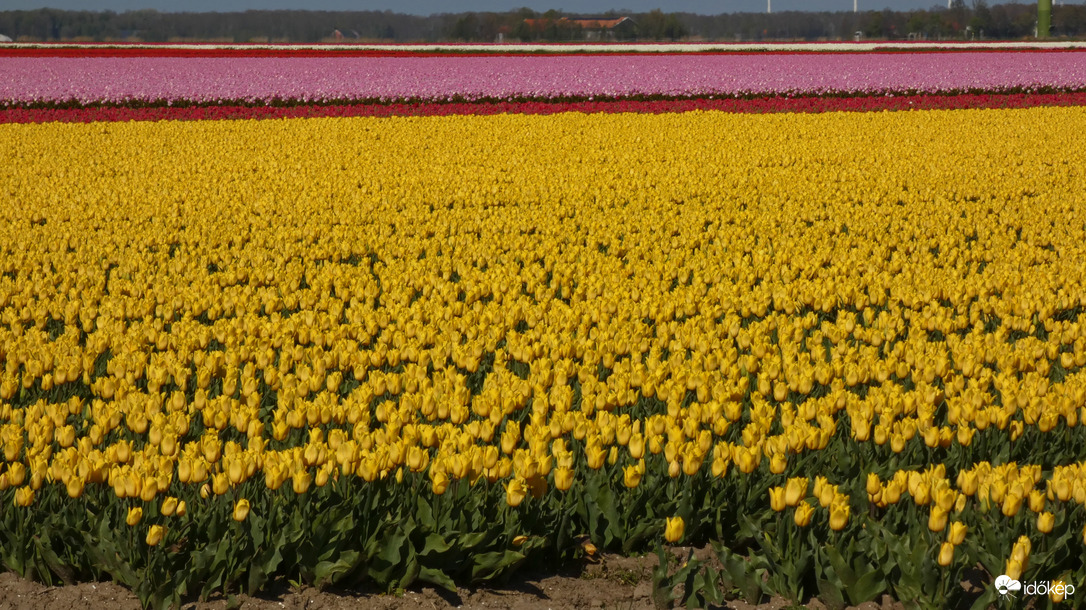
xmin=995 ymin=574 xmax=1076 ymax=599
xmin=995 ymin=575 xmax=1021 ymax=596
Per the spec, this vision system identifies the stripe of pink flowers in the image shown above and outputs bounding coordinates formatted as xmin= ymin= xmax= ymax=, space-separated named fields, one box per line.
xmin=3 ymin=48 xmax=1084 ymax=59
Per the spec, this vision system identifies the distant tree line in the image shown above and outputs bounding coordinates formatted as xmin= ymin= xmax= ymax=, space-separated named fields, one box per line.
xmin=1 ymin=3 xmax=1084 ymax=43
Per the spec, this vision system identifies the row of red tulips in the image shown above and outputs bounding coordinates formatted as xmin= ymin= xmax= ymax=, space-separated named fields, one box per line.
xmin=3 ymin=91 xmax=1085 ymax=124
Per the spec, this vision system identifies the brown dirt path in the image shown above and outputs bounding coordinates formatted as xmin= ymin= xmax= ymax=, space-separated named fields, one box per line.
xmin=0 ymin=550 xmax=907 ymax=610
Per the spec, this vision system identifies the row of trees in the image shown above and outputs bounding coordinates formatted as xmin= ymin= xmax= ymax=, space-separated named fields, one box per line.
xmin=683 ymin=2 xmax=1085 ymax=41
xmin=1 ymin=3 xmax=1084 ymax=43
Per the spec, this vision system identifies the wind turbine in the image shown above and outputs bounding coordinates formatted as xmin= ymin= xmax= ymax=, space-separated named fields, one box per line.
xmin=1038 ymin=0 xmax=1051 ymax=37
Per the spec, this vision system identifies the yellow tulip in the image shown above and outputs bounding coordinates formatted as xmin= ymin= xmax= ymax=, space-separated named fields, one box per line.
xmin=1051 ymin=579 xmax=1069 ymax=604
xmin=233 ymin=499 xmax=251 ymax=522
xmin=882 ymin=481 xmax=902 ymax=505
xmin=292 ymin=470 xmax=312 ymax=495
xmin=228 ymin=458 xmax=245 ymax=484
xmin=212 ymin=472 xmax=230 ymax=496
xmin=623 ymin=462 xmax=643 ymax=489
xmin=1001 ymin=492 xmax=1023 ymax=518
xmin=505 ymin=478 xmax=527 ymax=507
xmin=667 ymin=460 xmax=681 ymax=478
xmin=828 ymin=502 xmax=849 ymax=531
xmin=586 ymin=445 xmax=606 ymax=470
xmin=1037 ymin=511 xmax=1055 ymax=534
xmin=769 ymin=486 xmax=786 ymax=512
xmin=934 ymin=487 xmax=957 ymax=512
xmin=865 ymin=473 xmax=881 ymax=496
xmin=431 ymin=470 xmax=449 ymax=495
xmin=928 ymin=506 xmax=948 ymax=532
xmin=554 ymin=467 xmax=573 ymax=491
xmin=1053 ymin=478 xmax=1072 ymax=502
xmin=1011 ymin=536 xmax=1032 ymax=562
xmin=958 ymin=470 xmax=979 ymax=496
xmin=66 ymin=477 xmax=85 ymax=499
xmin=140 ymin=477 xmax=160 ymax=503
xmin=6 ymin=463 xmax=26 ymax=487
xmin=161 ymin=496 xmax=179 ymax=517
xmin=769 ymin=452 xmax=787 ymax=474
xmin=735 ymin=446 xmax=758 ymax=474
xmin=1028 ymin=489 xmax=1045 ymax=513
xmin=14 ymin=486 xmax=34 ymax=507
xmin=794 ymin=501 xmax=815 ymax=527
xmin=316 ymin=463 xmax=333 ymax=488
xmin=937 ymin=542 xmax=955 ymax=567
xmin=664 ymin=516 xmax=684 ymax=543
xmin=127 ymin=507 xmax=143 ymax=527
xmin=1005 ymin=558 xmax=1024 ymax=581
xmin=785 ymin=477 xmax=808 ymax=507
xmin=407 ymin=446 xmax=429 ymax=472
xmin=711 ymin=456 xmax=728 ymax=478
xmin=948 ymin=521 xmax=967 ymax=546
xmin=146 ymin=525 xmax=166 ymax=546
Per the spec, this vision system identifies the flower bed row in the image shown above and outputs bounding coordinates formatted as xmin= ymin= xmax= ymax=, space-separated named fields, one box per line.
xmin=4 ymin=91 xmax=1086 ymax=124
xmin=6 ymin=41 xmax=1086 ymax=53
xmin=4 ymin=46 xmax=1086 ymax=58
xmin=4 ymin=52 xmax=1086 ymax=107
xmin=2 ymin=107 xmax=1086 ymax=609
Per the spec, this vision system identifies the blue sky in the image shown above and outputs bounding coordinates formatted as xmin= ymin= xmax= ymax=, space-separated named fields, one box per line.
xmin=2 ymin=1 xmax=1027 ymax=15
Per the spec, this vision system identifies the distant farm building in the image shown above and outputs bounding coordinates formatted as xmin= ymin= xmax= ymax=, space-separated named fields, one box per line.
xmin=522 ymin=16 xmax=637 ymax=41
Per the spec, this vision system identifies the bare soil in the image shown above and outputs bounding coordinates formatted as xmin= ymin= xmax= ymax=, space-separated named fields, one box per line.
xmin=0 ymin=549 xmax=907 ymax=610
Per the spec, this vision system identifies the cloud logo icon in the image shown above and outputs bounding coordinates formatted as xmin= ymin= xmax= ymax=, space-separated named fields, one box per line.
xmin=995 ymin=575 xmax=1022 ymax=596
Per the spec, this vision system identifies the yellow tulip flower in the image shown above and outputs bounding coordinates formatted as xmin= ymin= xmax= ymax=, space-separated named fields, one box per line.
xmin=233 ymin=499 xmax=251 ymax=522
xmin=769 ymin=486 xmax=786 ymax=512
xmin=505 ymin=478 xmax=527 ymax=507
xmin=1037 ymin=511 xmax=1055 ymax=534
xmin=937 ymin=542 xmax=954 ymax=567
xmin=948 ymin=521 xmax=967 ymax=546
xmin=127 ymin=507 xmax=143 ymax=527
xmin=66 ymin=477 xmax=85 ymax=499
xmin=928 ymin=506 xmax=948 ymax=532
xmin=794 ymin=501 xmax=815 ymax=527
xmin=828 ymin=502 xmax=849 ymax=531
xmin=554 ymin=467 xmax=573 ymax=491
xmin=1001 ymin=492 xmax=1023 ymax=518
xmin=146 ymin=525 xmax=166 ymax=547
xmin=664 ymin=517 xmax=684 ymax=543
xmin=14 ymin=487 xmax=34 ymax=507
xmin=784 ymin=477 xmax=808 ymax=507
xmin=1051 ymin=578 xmax=1070 ymax=604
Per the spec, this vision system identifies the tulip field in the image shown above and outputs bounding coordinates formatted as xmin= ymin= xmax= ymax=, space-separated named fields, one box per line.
xmin=5 ymin=51 xmax=1086 ymax=106
xmin=2 ymin=43 xmax=1086 ymax=609
xmin=5 ymin=46 xmax=1086 ymax=107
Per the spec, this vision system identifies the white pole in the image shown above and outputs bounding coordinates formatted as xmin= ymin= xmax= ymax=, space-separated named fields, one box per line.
xmin=854 ymin=0 xmax=857 ymax=12
xmin=767 ymin=0 xmax=771 ymax=14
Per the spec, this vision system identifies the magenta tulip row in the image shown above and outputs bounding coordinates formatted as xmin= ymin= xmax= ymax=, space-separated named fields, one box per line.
xmin=3 ymin=52 xmax=1086 ymax=107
